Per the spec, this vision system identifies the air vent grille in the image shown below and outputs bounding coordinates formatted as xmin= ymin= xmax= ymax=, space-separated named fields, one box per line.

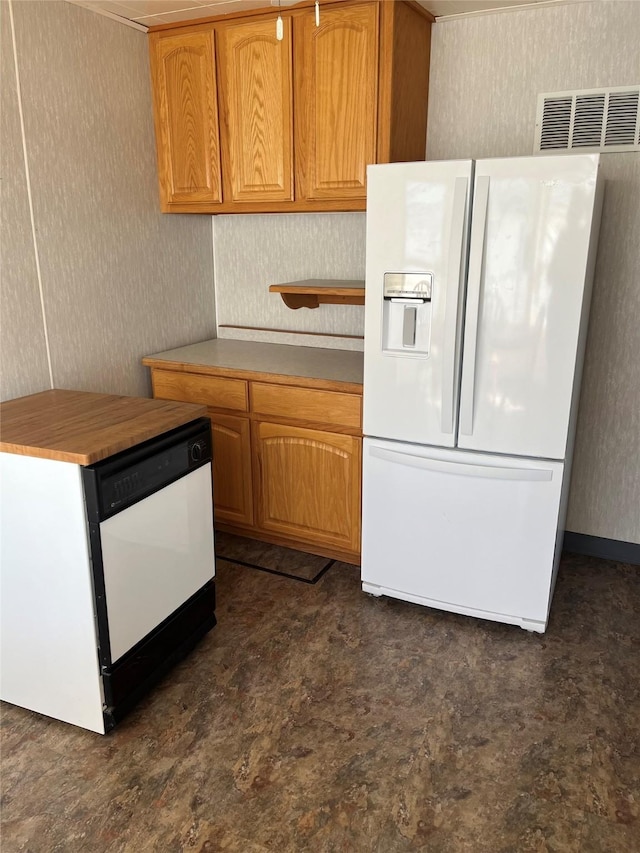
xmin=605 ymin=90 xmax=639 ymax=146
xmin=535 ymin=86 xmax=640 ymax=154
xmin=539 ymin=97 xmax=571 ymax=150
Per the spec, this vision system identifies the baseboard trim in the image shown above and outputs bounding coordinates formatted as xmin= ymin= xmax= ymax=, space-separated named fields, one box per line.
xmin=563 ymin=532 xmax=640 ymax=565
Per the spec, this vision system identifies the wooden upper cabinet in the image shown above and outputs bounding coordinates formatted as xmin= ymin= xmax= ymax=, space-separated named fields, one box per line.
xmin=217 ymin=17 xmax=293 ymax=203
xmin=294 ymin=3 xmax=379 ymax=201
xmin=147 ymin=1 xmax=432 ymax=213
xmin=149 ymin=29 xmax=221 ymax=206
xmin=377 ymin=0 xmax=432 ymax=164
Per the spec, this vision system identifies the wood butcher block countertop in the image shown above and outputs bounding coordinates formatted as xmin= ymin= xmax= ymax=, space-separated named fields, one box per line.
xmin=143 ymin=339 xmax=364 ymax=393
xmin=0 ymin=389 xmax=207 ymax=465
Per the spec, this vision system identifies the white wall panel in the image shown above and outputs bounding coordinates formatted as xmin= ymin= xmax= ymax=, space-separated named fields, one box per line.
xmin=4 ymin=0 xmax=215 ymax=401
xmin=566 ymin=155 xmax=640 ymax=542
xmin=0 ymin=6 xmax=51 ymax=401
xmin=427 ymin=1 xmax=640 ymax=162
xmin=426 ymin=0 xmax=640 ymax=544
xmin=213 ymin=212 xmax=365 ymax=346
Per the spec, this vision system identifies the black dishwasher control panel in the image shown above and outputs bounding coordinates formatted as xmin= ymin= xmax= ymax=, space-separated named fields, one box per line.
xmin=82 ymin=418 xmax=212 ymax=522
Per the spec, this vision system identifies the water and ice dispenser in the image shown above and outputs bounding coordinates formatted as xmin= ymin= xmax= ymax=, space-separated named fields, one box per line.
xmin=382 ymin=272 xmax=433 ymax=356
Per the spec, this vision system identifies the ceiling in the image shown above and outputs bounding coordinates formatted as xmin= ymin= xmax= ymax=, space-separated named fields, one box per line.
xmin=65 ymin=0 xmax=558 ymax=30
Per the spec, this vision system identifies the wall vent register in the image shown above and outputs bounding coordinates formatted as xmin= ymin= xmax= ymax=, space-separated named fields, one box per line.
xmin=534 ymin=86 xmax=640 ymax=154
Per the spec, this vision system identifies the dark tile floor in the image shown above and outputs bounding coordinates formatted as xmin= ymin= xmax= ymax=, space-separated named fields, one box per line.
xmin=1 ymin=546 xmax=639 ymax=852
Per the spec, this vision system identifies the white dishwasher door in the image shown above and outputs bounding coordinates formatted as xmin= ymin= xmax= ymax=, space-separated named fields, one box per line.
xmin=99 ymin=463 xmax=215 ymax=663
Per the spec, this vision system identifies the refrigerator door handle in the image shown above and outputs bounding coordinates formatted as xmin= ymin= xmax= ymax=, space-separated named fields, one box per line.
xmin=459 ymin=175 xmax=490 ymax=437
xmin=369 ymin=445 xmax=554 ymax=482
xmin=441 ymin=176 xmax=468 ymax=435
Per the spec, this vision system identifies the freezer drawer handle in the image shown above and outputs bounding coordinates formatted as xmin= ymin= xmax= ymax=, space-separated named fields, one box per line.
xmin=369 ymin=445 xmax=554 ymax=481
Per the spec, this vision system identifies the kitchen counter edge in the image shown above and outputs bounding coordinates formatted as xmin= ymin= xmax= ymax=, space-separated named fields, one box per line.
xmin=143 ymin=339 xmax=364 ymax=394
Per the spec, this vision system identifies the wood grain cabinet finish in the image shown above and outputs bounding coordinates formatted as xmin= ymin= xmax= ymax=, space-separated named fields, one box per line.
xmin=254 ymin=421 xmax=361 ymax=553
xmin=217 ymin=17 xmax=293 ymax=203
xmin=147 ymin=365 xmax=362 ymax=562
xmin=149 ymin=28 xmax=222 ymax=207
xmin=251 ymin=382 xmax=361 ymax=430
xmin=151 ymin=369 xmax=248 ymax=411
xmin=147 ymin=0 xmax=432 ymax=214
xmin=209 ymin=411 xmax=253 ymax=527
xmin=294 ymin=3 xmax=378 ymax=200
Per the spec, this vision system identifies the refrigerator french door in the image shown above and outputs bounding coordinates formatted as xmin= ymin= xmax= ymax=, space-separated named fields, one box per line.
xmin=362 ymin=154 xmax=603 ymax=632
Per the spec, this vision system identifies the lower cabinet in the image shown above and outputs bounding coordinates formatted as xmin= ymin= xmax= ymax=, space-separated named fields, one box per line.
xmin=146 ymin=365 xmax=362 ymax=562
xmin=253 ymin=421 xmax=361 ymax=555
xmin=209 ymin=411 xmax=253 ymax=528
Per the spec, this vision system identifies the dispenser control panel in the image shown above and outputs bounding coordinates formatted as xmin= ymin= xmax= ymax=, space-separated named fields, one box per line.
xmin=383 ymin=272 xmax=433 ymax=301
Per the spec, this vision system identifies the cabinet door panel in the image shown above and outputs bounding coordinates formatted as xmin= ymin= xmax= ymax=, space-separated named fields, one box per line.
xmin=254 ymin=421 xmax=361 ymax=552
xmin=150 ymin=30 xmax=222 ymax=205
xmin=295 ymin=3 xmax=379 ymax=200
xmin=209 ymin=412 xmax=253 ymax=527
xmin=217 ymin=18 xmax=293 ymax=202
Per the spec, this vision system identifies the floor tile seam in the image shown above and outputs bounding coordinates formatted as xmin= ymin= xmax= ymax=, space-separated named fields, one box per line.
xmin=215 ymin=555 xmax=331 ymax=584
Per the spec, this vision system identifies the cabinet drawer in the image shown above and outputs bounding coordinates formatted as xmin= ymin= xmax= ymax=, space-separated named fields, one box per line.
xmin=251 ymin=382 xmax=361 ymax=429
xmin=152 ymin=369 xmax=248 ymax=412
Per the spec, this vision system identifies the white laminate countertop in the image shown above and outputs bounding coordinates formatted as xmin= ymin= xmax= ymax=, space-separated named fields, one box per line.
xmin=143 ymin=339 xmax=364 ymax=388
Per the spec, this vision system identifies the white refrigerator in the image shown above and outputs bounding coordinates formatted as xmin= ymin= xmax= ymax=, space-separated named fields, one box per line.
xmin=361 ymin=154 xmax=603 ymax=633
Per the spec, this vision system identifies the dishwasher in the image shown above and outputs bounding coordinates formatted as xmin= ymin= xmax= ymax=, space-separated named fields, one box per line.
xmin=82 ymin=417 xmax=216 ymax=730
xmin=1 ymin=413 xmax=216 ymax=734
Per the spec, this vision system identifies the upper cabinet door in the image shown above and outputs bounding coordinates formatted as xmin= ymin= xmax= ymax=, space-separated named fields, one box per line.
xmin=149 ymin=30 xmax=222 ymax=206
xmin=217 ymin=18 xmax=293 ymax=203
xmin=294 ymin=3 xmax=379 ymax=201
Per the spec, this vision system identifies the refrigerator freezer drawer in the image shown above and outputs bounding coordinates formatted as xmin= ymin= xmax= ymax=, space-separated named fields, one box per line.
xmin=361 ymin=438 xmax=565 ymax=631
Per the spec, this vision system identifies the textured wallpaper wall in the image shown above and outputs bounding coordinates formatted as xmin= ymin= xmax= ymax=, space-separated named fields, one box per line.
xmin=0 ymin=0 xmax=215 ymax=402
xmin=427 ymin=0 xmax=640 ymax=544
xmin=213 ymin=212 xmax=366 ymax=349
xmin=0 ymin=7 xmax=51 ymax=399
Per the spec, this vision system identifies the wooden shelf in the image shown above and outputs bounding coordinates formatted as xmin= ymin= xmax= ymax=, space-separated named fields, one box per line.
xmin=269 ymin=279 xmax=365 ymax=309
